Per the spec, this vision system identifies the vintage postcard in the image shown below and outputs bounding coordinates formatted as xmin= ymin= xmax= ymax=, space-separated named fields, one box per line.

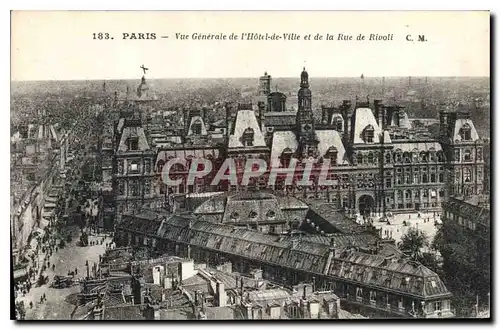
xmin=10 ymin=11 xmax=490 ymax=320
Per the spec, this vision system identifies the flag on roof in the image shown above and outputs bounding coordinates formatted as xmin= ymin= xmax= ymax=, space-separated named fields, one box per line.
xmin=361 ymin=73 xmax=364 ymax=79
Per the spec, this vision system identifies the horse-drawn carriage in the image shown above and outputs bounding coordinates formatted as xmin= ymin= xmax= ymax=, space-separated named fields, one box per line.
xmin=51 ymin=275 xmax=74 ymax=288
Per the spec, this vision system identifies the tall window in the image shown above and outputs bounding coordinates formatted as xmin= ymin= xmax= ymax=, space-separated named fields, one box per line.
xmin=129 ymin=180 xmax=140 ymax=197
xmin=422 ymin=173 xmax=428 ymax=183
xmin=414 ymin=172 xmax=420 ymax=184
xmin=357 ymin=153 xmax=364 ymax=165
xmin=395 ymin=152 xmax=402 ymax=163
xmin=454 ymin=149 xmax=460 ymax=162
xmin=420 ymin=151 xmax=428 ymax=162
xmin=464 ymin=168 xmax=472 ymax=182
xmin=437 ymin=151 xmax=445 ymax=162
xmin=403 ymin=152 xmax=411 ymax=163
xmin=405 ymin=190 xmax=412 ymax=199
xmin=430 ymin=173 xmax=436 ymax=183
xmin=438 ymin=173 xmax=444 ymax=182
xmin=385 ymin=153 xmax=391 ymax=164
xmin=334 ymin=116 xmax=343 ymax=132
xmin=459 ymin=123 xmax=472 ymax=141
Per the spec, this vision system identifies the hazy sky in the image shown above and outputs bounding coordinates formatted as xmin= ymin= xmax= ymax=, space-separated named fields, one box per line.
xmin=11 ymin=11 xmax=490 ymax=81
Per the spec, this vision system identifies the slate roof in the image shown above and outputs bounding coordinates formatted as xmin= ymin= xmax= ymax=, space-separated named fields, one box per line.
xmin=264 ymin=112 xmax=297 ymax=128
xmin=121 ymin=213 xmax=451 ymax=299
xmin=228 ymin=110 xmax=266 ymax=148
xmin=352 ymin=108 xmax=384 ymax=144
xmin=315 ymin=130 xmax=348 ymax=164
xmin=306 ymin=203 xmax=365 ymax=234
xmin=104 ymin=305 xmax=146 ymax=320
xmin=118 ymin=213 xmax=164 ymax=235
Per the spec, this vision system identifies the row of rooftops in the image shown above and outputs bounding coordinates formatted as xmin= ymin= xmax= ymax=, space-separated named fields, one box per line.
xmin=116 ymin=208 xmax=451 ymax=299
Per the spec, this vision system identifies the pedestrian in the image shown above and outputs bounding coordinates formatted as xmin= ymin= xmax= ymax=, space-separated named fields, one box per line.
xmin=43 ymin=293 xmax=46 ymax=301
xmin=75 ymin=268 xmax=78 ymax=275
xmin=29 ymin=301 xmax=33 ymax=309
xmin=52 ymin=264 xmax=55 ymax=271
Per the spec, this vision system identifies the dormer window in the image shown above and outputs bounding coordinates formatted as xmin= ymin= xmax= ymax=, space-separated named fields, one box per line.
xmin=333 ymin=116 xmax=343 ymax=132
xmin=267 ymin=210 xmax=276 ymax=218
xmin=362 ymin=125 xmax=375 ymax=143
xmin=249 ymin=211 xmax=258 ymax=219
xmin=325 ymin=146 xmax=338 ymax=164
xmin=231 ymin=212 xmax=239 ymax=221
xmin=191 ymin=119 xmax=202 ymax=135
xmin=459 ymin=123 xmax=472 ymax=141
xmin=127 ymin=137 xmax=139 ymax=151
xmin=242 ymin=127 xmax=255 ymax=147
xmin=280 ymin=148 xmax=293 ymax=167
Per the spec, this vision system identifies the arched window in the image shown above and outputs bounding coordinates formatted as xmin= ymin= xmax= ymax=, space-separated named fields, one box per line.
xmin=422 ymin=173 xmax=428 ymax=183
xmin=266 ymin=210 xmax=276 ymax=218
xmin=241 ymin=127 xmax=255 ymax=147
xmin=405 ymin=173 xmax=411 ymax=184
xmin=429 ymin=150 xmax=436 ymax=162
xmin=439 ymin=172 xmax=444 ymax=182
xmin=397 ymin=190 xmax=403 ymax=200
xmin=281 ymin=148 xmax=293 ymax=167
xmin=437 ymin=151 xmax=444 ymax=162
xmin=463 ymin=149 xmax=472 ymax=162
xmin=459 ymin=123 xmax=472 ymax=141
xmin=412 ymin=150 xmax=419 ymax=163
xmin=156 ymin=159 xmax=165 ymax=173
xmin=395 ymin=150 xmax=402 ymax=163
xmin=363 ymin=125 xmax=375 ymax=143
xmin=191 ymin=119 xmax=203 ymax=135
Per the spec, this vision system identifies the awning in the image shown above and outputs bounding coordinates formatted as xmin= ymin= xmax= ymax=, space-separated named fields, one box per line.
xmin=14 ymin=267 xmax=29 ymax=280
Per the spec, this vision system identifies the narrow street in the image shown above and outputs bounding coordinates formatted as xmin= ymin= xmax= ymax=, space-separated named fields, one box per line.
xmin=17 ymin=227 xmax=112 ymax=320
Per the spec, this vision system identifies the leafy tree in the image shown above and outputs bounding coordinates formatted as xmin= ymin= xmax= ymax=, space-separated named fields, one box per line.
xmin=398 ymin=227 xmax=429 ymax=261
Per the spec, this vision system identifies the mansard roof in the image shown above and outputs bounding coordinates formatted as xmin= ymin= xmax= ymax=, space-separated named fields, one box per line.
xmin=228 ymin=109 xmax=266 ymax=148
xmin=117 ymin=212 xmax=451 ymax=299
